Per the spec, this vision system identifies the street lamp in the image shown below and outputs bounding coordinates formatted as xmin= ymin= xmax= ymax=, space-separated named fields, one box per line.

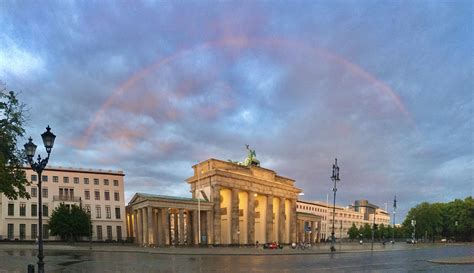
xmin=411 ymin=219 xmax=416 ymax=244
xmin=330 ymin=158 xmax=340 ymax=252
xmin=24 ymin=126 xmax=56 ymax=273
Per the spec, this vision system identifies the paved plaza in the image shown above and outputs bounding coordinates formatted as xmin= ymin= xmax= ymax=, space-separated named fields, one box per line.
xmin=0 ymin=242 xmax=472 ymax=272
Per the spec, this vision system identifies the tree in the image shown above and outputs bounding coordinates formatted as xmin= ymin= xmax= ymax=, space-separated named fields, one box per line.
xmin=0 ymin=86 xmax=29 ymax=200
xmin=362 ymin=223 xmax=372 ymax=239
xmin=347 ymin=223 xmax=359 ymax=240
xmin=48 ymin=204 xmax=91 ymax=241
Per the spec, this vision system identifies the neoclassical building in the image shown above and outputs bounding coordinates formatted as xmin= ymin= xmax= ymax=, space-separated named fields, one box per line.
xmin=126 ymin=158 xmax=310 ymax=246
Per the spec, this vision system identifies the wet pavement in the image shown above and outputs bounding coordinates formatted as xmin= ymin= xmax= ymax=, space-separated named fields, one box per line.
xmin=0 ymin=243 xmax=472 ymax=272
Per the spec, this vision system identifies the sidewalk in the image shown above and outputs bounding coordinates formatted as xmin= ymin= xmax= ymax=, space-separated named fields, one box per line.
xmin=1 ymin=242 xmax=466 ymax=256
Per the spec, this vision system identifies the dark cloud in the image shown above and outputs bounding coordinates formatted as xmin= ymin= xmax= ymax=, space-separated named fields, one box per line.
xmin=1 ymin=1 xmax=472 ymax=223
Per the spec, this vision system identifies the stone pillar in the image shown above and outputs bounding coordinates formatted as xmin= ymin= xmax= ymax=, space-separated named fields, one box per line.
xmin=247 ymin=191 xmax=255 ymax=245
xmin=179 ymin=209 xmax=185 ymax=245
xmin=138 ymin=209 xmax=144 ymax=245
xmin=278 ymin=197 xmax=286 ymax=244
xmin=134 ymin=210 xmax=140 ymax=245
xmin=162 ymin=209 xmax=170 ymax=245
xmin=206 ymin=210 xmax=213 ymax=244
xmin=212 ymin=185 xmax=221 ymax=244
xmin=143 ymin=207 xmax=150 ymax=245
xmin=290 ymin=199 xmax=297 ymax=243
xmin=186 ymin=211 xmax=192 ymax=245
xmin=231 ymin=188 xmax=239 ymax=244
xmin=148 ymin=207 xmax=154 ymax=245
xmin=157 ymin=208 xmax=163 ymax=246
xmin=266 ymin=195 xmax=273 ymax=243
xmin=310 ymin=221 xmax=315 ymax=244
xmin=173 ymin=212 xmax=179 ymax=245
xmin=192 ymin=210 xmax=199 ymax=245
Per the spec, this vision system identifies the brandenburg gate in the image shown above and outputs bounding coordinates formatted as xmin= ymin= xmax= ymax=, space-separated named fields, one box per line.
xmin=126 ymin=148 xmax=303 ymax=246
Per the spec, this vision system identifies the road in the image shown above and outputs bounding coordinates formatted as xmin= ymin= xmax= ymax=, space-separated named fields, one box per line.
xmin=0 ymin=243 xmax=472 ymax=273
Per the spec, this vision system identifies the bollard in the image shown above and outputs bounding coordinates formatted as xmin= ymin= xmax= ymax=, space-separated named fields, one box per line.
xmin=27 ymin=264 xmax=35 ymax=273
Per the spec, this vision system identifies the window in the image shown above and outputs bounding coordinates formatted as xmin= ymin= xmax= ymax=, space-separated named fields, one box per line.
xmin=104 ymin=179 xmax=109 ymax=186
xmin=20 ymin=224 xmax=26 ymax=240
xmin=53 ymin=176 xmax=59 ymax=183
xmin=116 ymin=226 xmax=122 ymax=241
xmin=31 ymin=224 xmax=37 ymax=239
xmin=7 ymin=224 xmax=14 ymax=239
xmin=106 ymin=226 xmax=112 ymax=240
xmin=42 ymin=175 xmax=48 ymax=182
xmin=95 ymin=191 xmax=100 ymax=200
xmin=105 ymin=206 xmax=111 ymax=219
xmin=31 ymin=187 xmax=37 ymax=198
xmin=43 ymin=204 xmax=49 ymax=217
xmin=20 ymin=203 xmax=26 ymax=216
xmin=43 ymin=224 xmax=49 ymax=239
xmin=96 ymin=225 xmax=103 ymax=240
xmin=115 ymin=207 xmax=121 ymax=219
xmin=63 ymin=177 xmax=69 ymax=183
xmin=95 ymin=206 xmax=101 ymax=218
xmin=114 ymin=192 xmax=120 ymax=201
xmin=8 ymin=204 xmax=14 ymax=216
xmin=94 ymin=178 xmax=99 ymax=185
xmin=113 ymin=180 xmax=119 ymax=186
xmin=104 ymin=191 xmax=110 ymax=201
xmin=42 ymin=188 xmax=48 ymax=198
xmin=84 ymin=178 xmax=89 ymax=184
xmin=73 ymin=177 xmax=79 ymax=184
xmin=31 ymin=174 xmax=37 ymax=181
xmin=31 ymin=204 xmax=37 ymax=217
xmin=84 ymin=190 xmax=90 ymax=200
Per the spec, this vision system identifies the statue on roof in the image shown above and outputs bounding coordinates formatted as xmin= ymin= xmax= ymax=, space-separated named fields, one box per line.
xmin=228 ymin=144 xmax=260 ymax=167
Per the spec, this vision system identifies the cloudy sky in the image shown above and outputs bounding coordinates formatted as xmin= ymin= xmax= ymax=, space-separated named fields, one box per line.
xmin=1 ymin=1 xmax=472 ymax=223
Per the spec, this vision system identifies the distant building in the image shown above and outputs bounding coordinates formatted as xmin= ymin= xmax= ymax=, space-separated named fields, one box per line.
xmin=0 ymin=166 xmax=126 ymax=241
xmin=296 ymin=199 xmax=391 ymax=241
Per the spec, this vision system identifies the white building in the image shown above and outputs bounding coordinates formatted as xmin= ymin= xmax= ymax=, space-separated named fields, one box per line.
xmin=0 ymin=166 xmax=126 ymax=241
xmin=297 ymin=199 xmax=390 ymax=241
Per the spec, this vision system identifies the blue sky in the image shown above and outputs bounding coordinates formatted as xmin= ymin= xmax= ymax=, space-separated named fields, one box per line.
xmin=1 ymin=1 xmax=472 ymax=223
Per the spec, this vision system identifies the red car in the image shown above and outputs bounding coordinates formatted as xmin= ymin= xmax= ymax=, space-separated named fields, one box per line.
xmin=263 ymin=242 xmax=283 ymax=249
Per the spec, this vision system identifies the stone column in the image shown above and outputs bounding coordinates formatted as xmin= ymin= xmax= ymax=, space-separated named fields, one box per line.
xmin=173 ymin=212 xmax=179 ymax=245
xmin=148 ymin=207 xmax=154 ymax=245
xmin=186 ymin=211 xmax=192 ymax=245
xmin=278 ymin=197 xmax=286 ymax=243
xmin=310 ymin=221 xmax=315 ymax=244
xmin=290 ymin=199 xmax=297 ymax=243
xmin=162 ymin=209 xmax=170 ymax=245
xmin=143 ymin=207 xmax=150 ymax=245
xmin=266 ymin=195 xmax=273 ymax=243
xmin=138 ymin=209 xmax=144 ymax=245
xmin=247 ymin=191 xmax=255 ymax=245
xmin=212 ymin=185 xmax=221 ymax=244
xmin=156 ymin=208 xmax=162 ymax=246
xmin=192 ymin=210 xmax=199 ymax=245
xmin=206 ymin=210 xmax=213 ymax=244
xmin=134 ymin=210 xmax=140 ymax=244
xmin=179 ymin=209 xmax=185 ymax=245
xmin=231 ymin=188 xmax=239 ymax=244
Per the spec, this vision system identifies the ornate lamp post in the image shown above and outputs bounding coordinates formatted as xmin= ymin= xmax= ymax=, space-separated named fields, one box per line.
xmin=392 ymin=195 xmax=397 ymax=243
xmin=330 ymin=158 xmax=340 ymax=252
xmin=24 ymin=126 xmax=56 ymax=273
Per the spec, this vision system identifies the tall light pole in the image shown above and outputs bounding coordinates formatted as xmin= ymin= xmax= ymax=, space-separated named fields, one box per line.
xmin=392 ymin=195 xmax=397 ymax=243
xmin=24 ymin=126 xmax=56 ymax=273
xmin=411 ymin=219 xmax=416 ymax=244
xmin=330 ymin=158 xmax=340 ymax=252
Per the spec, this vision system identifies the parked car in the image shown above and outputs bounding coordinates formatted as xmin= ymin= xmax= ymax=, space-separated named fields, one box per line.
xmin=263 ymin=242 xmax=283 ymax=249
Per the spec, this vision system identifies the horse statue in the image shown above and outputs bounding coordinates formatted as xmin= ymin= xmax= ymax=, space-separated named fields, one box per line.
xmin=228 ymin=144 xmax=260 ymax=167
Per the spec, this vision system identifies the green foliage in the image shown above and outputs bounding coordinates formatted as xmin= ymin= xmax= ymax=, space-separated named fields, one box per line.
xmin=402 ymin=197 xmax=474 ymax=242
xmin=48 ymin=204 xmax=91 ymax=241
xmin=0 ymin=86 xmax=29 ymax=200
xmin=361 ymin=223 xmax=372 ymax=239
xmin=347 ymin=223 xmax=359 ymax=240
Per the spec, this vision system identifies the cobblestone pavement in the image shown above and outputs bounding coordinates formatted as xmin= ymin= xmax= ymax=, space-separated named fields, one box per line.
xmin=0 ymin=242 xmax=472 ymax=272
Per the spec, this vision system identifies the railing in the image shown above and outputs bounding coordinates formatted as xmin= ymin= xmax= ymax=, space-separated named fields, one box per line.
xmin=53 ymin=195 xmax=81 ymax=202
